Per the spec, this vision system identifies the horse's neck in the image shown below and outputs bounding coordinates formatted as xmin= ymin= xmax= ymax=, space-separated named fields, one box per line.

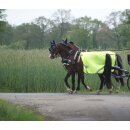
xmin=58 ymin=45 xmax=70 ymax=58
xmin=68 ymin=42 xmax=79 ymax=51
xmin=68 ymin=45 xmax=79 ymax=53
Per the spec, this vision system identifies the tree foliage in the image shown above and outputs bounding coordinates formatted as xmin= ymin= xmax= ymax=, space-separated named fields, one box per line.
xmin=0 ymin=9 xmax=6 ymax=32
xmin=1 ymin=9 xmax=130 ymax=49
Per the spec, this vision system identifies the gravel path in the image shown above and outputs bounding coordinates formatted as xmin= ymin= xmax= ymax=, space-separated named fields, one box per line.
xmin=0 ymin=93 xmax=130 ymax=121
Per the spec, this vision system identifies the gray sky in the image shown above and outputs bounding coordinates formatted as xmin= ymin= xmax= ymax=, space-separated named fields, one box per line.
xmin=6 ymin=9 xmax=124 ymax=25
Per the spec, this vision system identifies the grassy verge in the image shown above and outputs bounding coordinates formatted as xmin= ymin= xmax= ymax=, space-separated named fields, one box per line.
xmin=0 ymin=99 xmax=44 ymax=121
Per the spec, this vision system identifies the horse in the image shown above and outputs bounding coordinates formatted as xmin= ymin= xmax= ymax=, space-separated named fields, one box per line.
xmin=49 ymin=40 xmax=124 ymax=94
xmin=49 ymin=40 xmax=91 ymax=93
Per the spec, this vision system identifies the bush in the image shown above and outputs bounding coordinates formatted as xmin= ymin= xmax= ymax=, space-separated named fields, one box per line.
xmin=9 ymin=40 xmax=26 ymax=49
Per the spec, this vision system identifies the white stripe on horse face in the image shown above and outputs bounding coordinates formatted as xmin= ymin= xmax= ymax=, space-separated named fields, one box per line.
xmin=49 ymin=54 xmax=51 ymax=58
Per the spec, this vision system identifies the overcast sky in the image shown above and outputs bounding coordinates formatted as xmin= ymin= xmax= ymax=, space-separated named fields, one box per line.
xmin=6 ymin=9 xmax=124 ymax=25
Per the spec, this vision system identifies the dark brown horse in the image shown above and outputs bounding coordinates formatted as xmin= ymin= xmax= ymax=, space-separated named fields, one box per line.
xmin=49 ymin=40 xmax=91 ymax=93
xmin=49 ymin=40 xmax=124 ymax=94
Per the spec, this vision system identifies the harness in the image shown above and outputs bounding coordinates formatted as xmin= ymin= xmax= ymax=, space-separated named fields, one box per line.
xmin=62 ymin=50 xmax=81 ymax=65
xmin=61 ymin=47 xmax=116 ymax=74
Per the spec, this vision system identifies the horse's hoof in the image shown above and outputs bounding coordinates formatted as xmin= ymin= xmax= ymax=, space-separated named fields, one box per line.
xmin=115 ymin=90 xmax=119 ymax=93
xmin=109 ymin=91 xmax=113 ymax=94
xmin=68 ymin=91 xmax=72 ymax=94
xmin=70 ymin=90 xmax=74 ymax=94
xmin=76 ymin=88 xmax=80 ymax=91
xmin=89 ymin=88 xmax=92 ymax=91
xmin=73 ymin=90 xmax=77 ymax=94
xmin=66 ymin=88 xmax=73 ymax=94
xmin=97 ymin=92 xmax=100 ymax=95
xmin=116 ymin=87 xmax=120 ymax=93
xmin=97 ymin=90 xmax=101 ymax=95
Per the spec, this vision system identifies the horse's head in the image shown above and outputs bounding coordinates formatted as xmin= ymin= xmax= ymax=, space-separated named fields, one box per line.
xmin=49 ymin=40 xmax=59 ymax=59
xmin=49 ymin=40 xmax=74 ymax=59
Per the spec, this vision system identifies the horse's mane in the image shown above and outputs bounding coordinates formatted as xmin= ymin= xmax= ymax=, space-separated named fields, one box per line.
xmin=68 ymin=42 xmax=80 ymax=51
xmin=56 ymin=41 xmax=79 ymax=52
xmin=57 ymin=43 xmax=72 ymax=51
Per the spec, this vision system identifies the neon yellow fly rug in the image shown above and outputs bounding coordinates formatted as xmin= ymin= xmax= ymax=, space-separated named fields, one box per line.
xmin=80 ymin=51 xmax=116 ymax=74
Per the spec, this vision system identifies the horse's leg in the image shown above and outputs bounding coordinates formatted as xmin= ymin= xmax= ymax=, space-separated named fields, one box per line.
xmin=116 ymin=54 xmax=125 ymax=86
xmin=97 ymin=74 xmax=105 ymax=94
xmin=71 ymin=72 xmax=75 ymax=93
xmin=104 ymin=54 xmax=113 ymax=94
xmin=112 ymin=71 xmax=120 ymax=93
xmin=80 ymin=72 xmax=91 ymax=91
xmin=106 ymin=78 xmax=113 ymax=94
xmin=118 ymin=70 xmax=125 ymax=86
xmin=76 ymin=72 xmax=81 ymax=91
xmin=64 ymin=72 xmax=72 ymax=92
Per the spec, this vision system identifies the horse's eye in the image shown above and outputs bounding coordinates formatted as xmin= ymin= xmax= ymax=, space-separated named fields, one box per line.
xmin=49 ymin=48 xmax=51 ymax=52
xmin=52 ymin=46 xmax=56 ymax=50
xmin=49 ymin=47 xmax=55 ymax=53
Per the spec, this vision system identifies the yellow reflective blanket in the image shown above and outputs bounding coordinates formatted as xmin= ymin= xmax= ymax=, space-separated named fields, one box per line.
xmin=80 ymin=51 xmax=116 ymax=74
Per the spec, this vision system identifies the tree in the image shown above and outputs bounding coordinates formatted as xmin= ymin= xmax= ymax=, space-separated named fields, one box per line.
xmin=67 ymin=16 xmax=103 ymax=49
xmin=0 ymin=22 xmax=13 ymax=45
xmin=13 ymin=23 xmax=42 ymax=49
xmin=34 ymin=16 xmax=52 ymax=47
xmin=72 ymin=16 xmax=93 ymax=48
xmin=106 ymin=11 xmax=123 ymax=49
xmin=52 ymin=9 xmax=72 ymax=39
xmin=121 ymin=10 xmax=130 ymax=47
xmin=121 ymin=9 xmax=130 ymax=24
xmin=91 ymin=19 xmax=103 ymax=48
xmin=67 ymin=27 xmax=91 ymax=49
xmin=0 ymin=9 xmax=6 ymax=32
xmin=0 ymin=9 xmax=8 ymax=45
xmin=96 ymin=24 xmax=117 ymax=49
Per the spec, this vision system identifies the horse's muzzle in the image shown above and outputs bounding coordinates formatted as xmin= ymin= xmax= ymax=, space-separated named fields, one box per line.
xmin=49 ymin=54 xmax=54 ymax=59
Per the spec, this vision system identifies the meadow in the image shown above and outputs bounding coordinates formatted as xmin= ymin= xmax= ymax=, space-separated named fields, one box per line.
xmin=0 ymin=47 xmax=130 ymax=93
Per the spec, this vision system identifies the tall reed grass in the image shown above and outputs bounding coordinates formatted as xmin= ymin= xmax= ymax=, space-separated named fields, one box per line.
xmin=0 ymin=48 xmax=129 ymax=92
xmin=0 ymin=48 xmax=65 ymax=92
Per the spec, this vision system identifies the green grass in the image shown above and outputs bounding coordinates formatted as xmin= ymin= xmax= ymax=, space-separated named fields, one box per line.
xmin=0 ymin=99 xmax=44 ymax=121
xmin=0 ymin=48 xmax=130 ymax=93
xmin=0 ymin=48 xmax=66 ymax=92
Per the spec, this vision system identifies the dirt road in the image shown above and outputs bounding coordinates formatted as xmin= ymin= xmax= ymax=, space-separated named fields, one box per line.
xmin=0 ymin=93 xmax=130 ymax=121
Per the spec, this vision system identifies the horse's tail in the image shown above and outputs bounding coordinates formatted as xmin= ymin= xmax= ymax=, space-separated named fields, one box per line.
xmin=116 ymin=54 xmax=125 ymax=86
xmin=104 ymin=54 xmax=112 ymax=89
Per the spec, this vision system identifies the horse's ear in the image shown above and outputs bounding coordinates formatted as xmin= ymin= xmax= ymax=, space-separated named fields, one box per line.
xmin=53 ymin=40 xmax=55 ymax=45
xmin=63 ymin=38 xmax=67 ymax=45
xmin=65 ymin=38 xmax=67 ymax=44
xmin=50 ymin=41 xmax=54 ymax=47
xmin=50 ymin=41 xmax=53 ymax=45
